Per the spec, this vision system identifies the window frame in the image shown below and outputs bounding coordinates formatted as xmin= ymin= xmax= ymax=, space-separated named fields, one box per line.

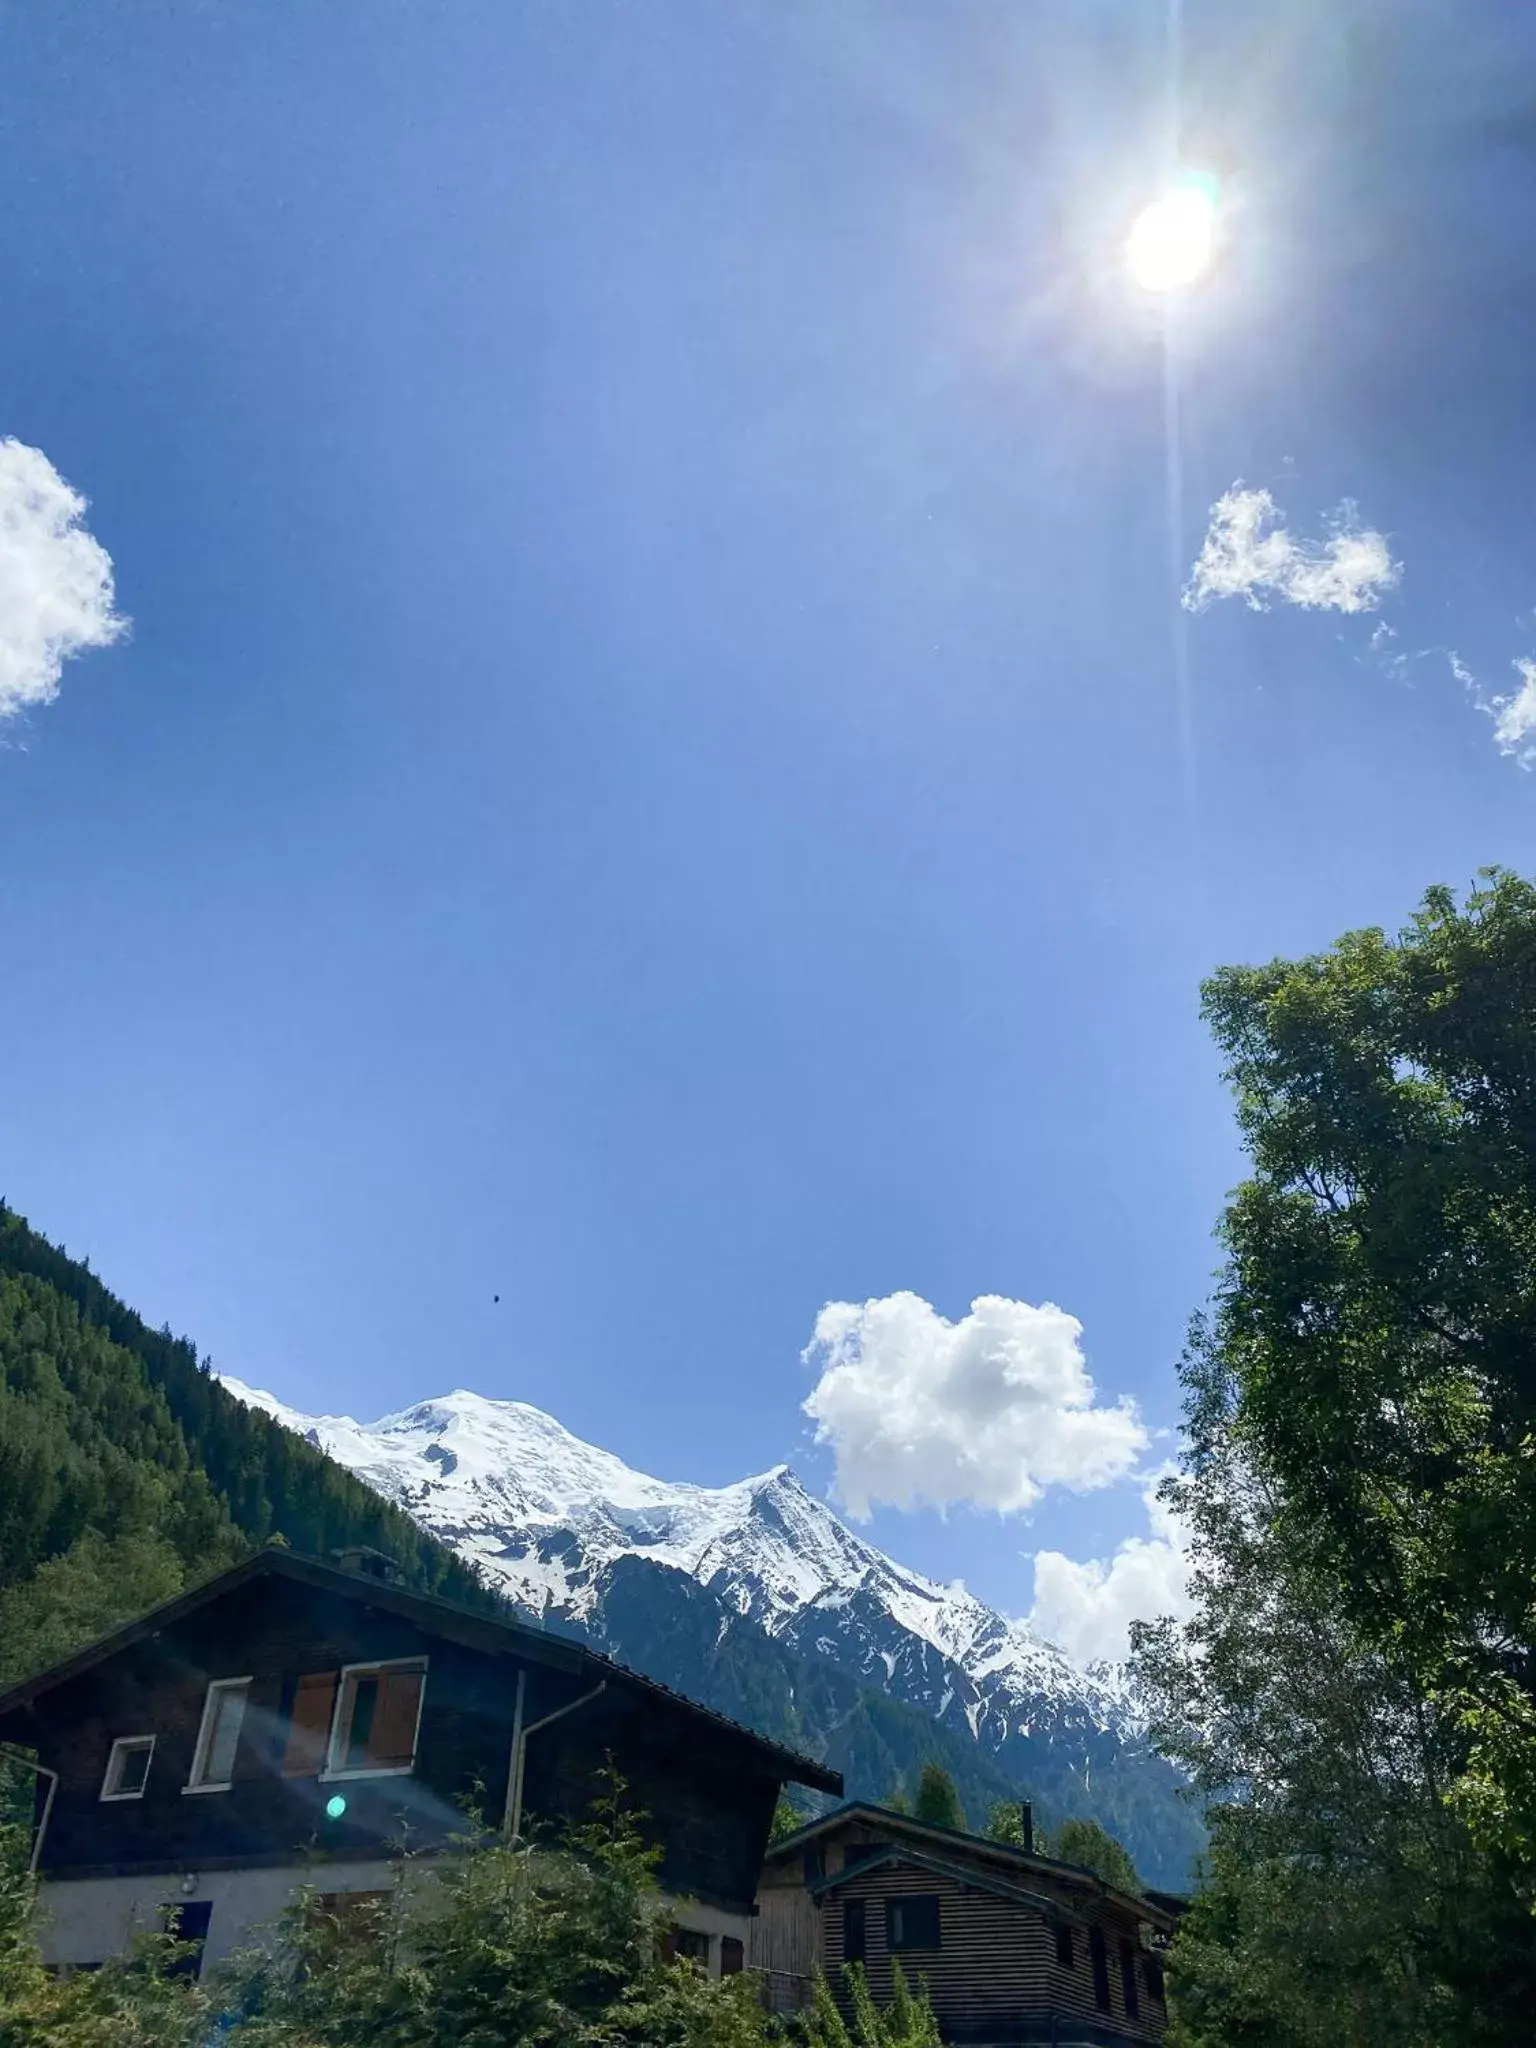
xmin=183 ymin=1676 xmax=253 ymax=1794
xmin=1052 ymin=1921 xmax=1074 ymax=1970
xmin=320 ymin=1657 xmax=428 ymax=1782
xmin=100 ymin=1734 xmax=156 ymax=1802
xmin=885 ymin=1893 xmax=941 ymax=1953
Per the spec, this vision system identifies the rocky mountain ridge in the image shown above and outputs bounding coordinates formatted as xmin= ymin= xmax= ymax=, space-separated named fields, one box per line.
xmin=221 ymin=1378 xmax=1199 ymax=1886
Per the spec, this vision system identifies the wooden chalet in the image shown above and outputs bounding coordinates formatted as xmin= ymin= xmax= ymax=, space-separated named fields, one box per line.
xmin=0 ymin=1546 xmax=840 ymax=1977
xmin=750 ymin=1804 xmax=1175 ymax=2047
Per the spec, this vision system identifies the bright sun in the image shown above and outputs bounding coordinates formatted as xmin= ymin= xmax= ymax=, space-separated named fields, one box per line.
xmin=1126 ymin=179 xmax=1218 ymax=292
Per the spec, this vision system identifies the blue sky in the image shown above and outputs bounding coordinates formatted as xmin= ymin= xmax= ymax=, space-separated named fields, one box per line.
xmin=3 ymin=1 xmax=1535 ymax=1658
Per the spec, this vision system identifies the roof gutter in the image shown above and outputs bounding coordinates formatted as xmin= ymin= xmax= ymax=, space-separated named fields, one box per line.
xmin=0 ymin=1745 xmax=59 ymax=1877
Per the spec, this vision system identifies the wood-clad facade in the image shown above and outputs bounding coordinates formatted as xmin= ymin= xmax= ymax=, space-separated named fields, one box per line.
xmin=751 ymin=1807 xmax=1174 ymax=2047
xmin=0 ymin=1548 xmax=840 ymax=1974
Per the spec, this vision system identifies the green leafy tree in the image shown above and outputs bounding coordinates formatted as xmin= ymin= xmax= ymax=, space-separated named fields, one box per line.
xmin=803 ymin=1960 xmax=941 ymax=2048
xmin=985 ymin=1801 xmax=1041 ymax=1850
xmin=1197 ymin=872 xmax=1536 ymax=1864
xmin=1131 ymin=1277 xmax=1536 ymax=2039
xmin=0 ymin=1528 xmax=186 ymax=1689
xmin=0 ymin=1819 xmax=210 ymax=2048
xmin=912 ymin=1763 xmax=964 ymax=1832
xmin=1051 ymin=1818 xmax=1139 ymax=1895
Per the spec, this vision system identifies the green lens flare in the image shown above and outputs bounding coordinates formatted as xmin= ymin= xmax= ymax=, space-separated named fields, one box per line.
xmin=325 ymin=1794 xmax=348 ymax=1820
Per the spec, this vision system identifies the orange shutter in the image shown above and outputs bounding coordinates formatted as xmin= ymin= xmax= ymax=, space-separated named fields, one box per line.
xmin=367 ymin=1668 xmax=424 ymax=1768
xmin=282 ymin=1671 xmax=338 ymax=1777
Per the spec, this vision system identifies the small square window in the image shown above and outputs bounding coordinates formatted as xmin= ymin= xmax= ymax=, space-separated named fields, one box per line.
xmin=885 ymin=1894 xmax=940 ymax=1952
xmin=325 ymin=1661 xmax=426 ymax=1777
xmin=187 ymin=1679 xmax=250 ymax=1791
xmin=101 ymin=1736 xmax=154 ymax=1801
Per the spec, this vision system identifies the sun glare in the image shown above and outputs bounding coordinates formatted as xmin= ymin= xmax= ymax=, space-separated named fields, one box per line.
xmin=1126 ymin=179 xmax=1218 ymax=293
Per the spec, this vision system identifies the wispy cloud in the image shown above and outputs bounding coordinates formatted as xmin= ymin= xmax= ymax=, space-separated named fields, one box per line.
xmin=1184 ymin=484 xmax=1401 ymax=616
xmin=1027 ymin=1464 xmax=1193 ymax=1668
xmin=802 ymin=1290 xmax=1146 ymax=1520
xmin=1486 ymin=658 xmax=1536 ymax=767
xmin=0 ymin=437 xmax=125 ymax=720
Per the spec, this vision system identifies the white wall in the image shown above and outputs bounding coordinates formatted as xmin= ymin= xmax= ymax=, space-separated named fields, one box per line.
xmin=35 ymin=1860 xmax=400 ymax=1972
xmin=35 ymin=1863 xmax=753 ymax=1980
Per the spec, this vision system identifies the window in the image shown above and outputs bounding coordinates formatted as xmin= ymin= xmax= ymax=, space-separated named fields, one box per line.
xmin=1143 ymin=1952 xmax=1166 ymax=2004
xmin=802 ymin=1846 xmax=825 ymax=1885
xmin=323 ymin=1661 xmax=426 ymax=1778
xmin=720 ymin=1936 xmax=744 ymax=1976
xmin=1119 ymin=1937 xmax=1141 ymax=2019
xmin=843 ymin=1897 xmax=866 ymax=1965
xmin=885 ymin=1894 xmax=940 ymax=1952
xmin=282 ymin=1671 xmax=338 ymax=1776
xmin=100 ymin=1736 xmax=154 ymax=1801
xmin=1088 ymin=1926 xmax=1111 ymax=2012
xmin=164 ymin=1902 xmax=212 ymax=1980
xmin=1052 ymin=1922 xmax=1074 ymax=1969
xmin=186 ymin=1678 xmax=250 ymax=1791
xmin=675 ymin=1927 xmax=711 ymax=1966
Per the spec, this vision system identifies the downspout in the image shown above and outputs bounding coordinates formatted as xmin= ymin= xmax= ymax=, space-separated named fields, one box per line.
xmin=506 ymin=1678 xmax=607 ymax=1841
xmin=500 ymin=1670 xmax=526 ymax=1838
xmin=0 ymin=1745 xmax=60 ymax=1877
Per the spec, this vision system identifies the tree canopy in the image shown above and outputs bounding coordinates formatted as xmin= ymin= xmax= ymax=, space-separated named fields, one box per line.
xmin=1198 ymin=871 xmax=1536 ymax=1861
xmin=912 ymin=1762 xmax=965 ymax=1832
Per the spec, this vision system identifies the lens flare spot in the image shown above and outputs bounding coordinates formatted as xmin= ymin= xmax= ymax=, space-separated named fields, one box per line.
xmin=325 ymin=1794 xmax=348 ymax=1820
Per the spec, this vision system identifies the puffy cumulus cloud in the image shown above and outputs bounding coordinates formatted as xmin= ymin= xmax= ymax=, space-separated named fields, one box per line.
xmin=801 ymin=1291 xmax=1147 ymax=1520
xmin=0 ymin=437 xmax=125 ymax=720
xmin=1487 ymin=657 xmax=1536 ymax=767
xmin=1028 ymin=1466 xmax=1194 ymax=1668
xmin=1183 ymin=484 xmax=1400 ymax=616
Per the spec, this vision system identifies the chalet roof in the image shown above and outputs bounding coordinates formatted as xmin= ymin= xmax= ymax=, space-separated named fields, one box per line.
xmin=810 ymin=1843 xmax=1081 ymax=1925
xmin=764 ymin=1802 xmax=1173 ymax=1929
xmin=0 ymin=1547 xmax=842 ymax=1795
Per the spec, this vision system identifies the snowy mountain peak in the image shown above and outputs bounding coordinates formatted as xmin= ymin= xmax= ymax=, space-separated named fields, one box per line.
xmin=220 ymin=1374 xmax=1130 ymax=1738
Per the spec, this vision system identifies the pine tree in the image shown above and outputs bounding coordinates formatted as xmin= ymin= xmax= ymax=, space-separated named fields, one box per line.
xmin=1052 ymin=1818 xmax=1139 ymax=1894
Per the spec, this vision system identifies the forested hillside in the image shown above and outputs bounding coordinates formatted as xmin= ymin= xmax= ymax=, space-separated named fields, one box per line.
xmin=0 ymin=1202 xmax=499 ymax=1685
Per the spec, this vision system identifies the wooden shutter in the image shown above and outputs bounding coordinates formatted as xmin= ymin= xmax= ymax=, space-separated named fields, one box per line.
xmin=282 ymin=1671 xmax=338 ymax=1777
xmin=367 ymin=1667 xmax=424 ymax=1767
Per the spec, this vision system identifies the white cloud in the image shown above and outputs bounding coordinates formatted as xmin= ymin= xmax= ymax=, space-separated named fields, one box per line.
xmin=1487 ymin=657 xmax=1536 ymax=767
xmin=1028 ymin=1465 xmax=1194 ymax=1668
xmin=801 ymin=1291 xmax=1147 ymax=1520
xmin=0 ymin=437 xmax=125 ymax=720
xmin=1183 ymin=484 xmax=1400 ymax=616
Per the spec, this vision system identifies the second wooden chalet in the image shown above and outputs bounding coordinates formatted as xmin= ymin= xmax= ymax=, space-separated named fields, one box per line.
xmin=750 ymin=1803 xmax=1175 ymax=2047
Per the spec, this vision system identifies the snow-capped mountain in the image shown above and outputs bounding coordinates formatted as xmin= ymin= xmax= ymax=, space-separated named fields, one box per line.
xmin=219 ymin=1378 xmax=1132 ymax=1761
